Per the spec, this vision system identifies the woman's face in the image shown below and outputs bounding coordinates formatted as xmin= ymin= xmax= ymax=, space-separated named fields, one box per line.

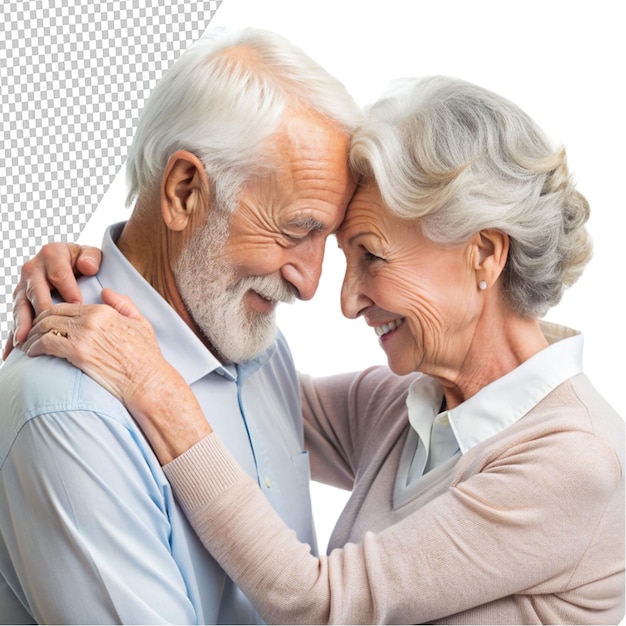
xmin=337 ymin=184 xmax=482 ymax=379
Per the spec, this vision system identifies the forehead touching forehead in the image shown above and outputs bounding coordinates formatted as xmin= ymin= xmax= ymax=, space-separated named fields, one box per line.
xmin=337 ymin=180 xmax=385 ymax=240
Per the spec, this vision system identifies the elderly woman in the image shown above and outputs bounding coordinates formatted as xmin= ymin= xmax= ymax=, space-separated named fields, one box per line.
xmin=19 ymin=76 xmax=624 ymax=624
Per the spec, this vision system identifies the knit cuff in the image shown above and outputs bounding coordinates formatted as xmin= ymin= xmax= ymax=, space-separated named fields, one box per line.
xmin=163 ymin=432 xmax=246 ymax=510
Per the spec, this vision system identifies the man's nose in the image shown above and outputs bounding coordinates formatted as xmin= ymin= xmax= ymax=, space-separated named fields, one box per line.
xmin=280 ymin=241 xmax=325 ymax=301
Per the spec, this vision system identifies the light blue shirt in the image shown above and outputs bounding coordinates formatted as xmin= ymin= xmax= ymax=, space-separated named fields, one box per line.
xmin=0 ymin=223 xmax=316 ymax=624
xmin=406 ymin=322 xmax=583 ymax=481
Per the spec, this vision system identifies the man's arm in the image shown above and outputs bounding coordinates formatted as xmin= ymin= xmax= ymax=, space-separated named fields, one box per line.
xmin=3 ymin=243 xmax=102 ymax=359
xmin=0 ymin=399 xmax=200 ymax=624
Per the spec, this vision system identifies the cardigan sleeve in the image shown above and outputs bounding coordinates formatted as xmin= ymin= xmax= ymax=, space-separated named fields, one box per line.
xmin=300 ymin=367 xmax=420 ymax=490
xmin=163 ymin=423 xmax=623 ymax=624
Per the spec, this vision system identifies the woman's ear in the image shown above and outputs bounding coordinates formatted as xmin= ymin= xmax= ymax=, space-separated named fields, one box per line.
xmin=472 ymin=229 xmax=509 ymax=288
xmin=161 ymin=150 xmax=211 ymax=232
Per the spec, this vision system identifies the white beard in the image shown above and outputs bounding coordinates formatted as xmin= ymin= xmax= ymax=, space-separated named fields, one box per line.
xmin=173 ymin=216 xmax=295 ymax=364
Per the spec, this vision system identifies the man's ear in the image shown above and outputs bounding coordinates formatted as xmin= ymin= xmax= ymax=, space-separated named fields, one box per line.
xmin=161 ymin=150 xmax=211 ymax=232
xmin=471 ymin=229 xmax=510 ymax=288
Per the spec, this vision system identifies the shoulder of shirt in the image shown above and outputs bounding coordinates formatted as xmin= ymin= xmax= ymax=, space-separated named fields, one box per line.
xmin=0 ymin=349 xmax=133 ymax=455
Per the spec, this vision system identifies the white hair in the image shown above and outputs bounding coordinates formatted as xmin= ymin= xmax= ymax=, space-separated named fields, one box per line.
xmin=126 ymin=27 xmax=362 ymax=212
xmin=350 ymin=75 xmax=592 ymax=317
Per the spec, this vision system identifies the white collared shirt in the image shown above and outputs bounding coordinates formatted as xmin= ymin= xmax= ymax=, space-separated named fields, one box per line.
xmin=406 ymin=322 xmax=583 ymax=482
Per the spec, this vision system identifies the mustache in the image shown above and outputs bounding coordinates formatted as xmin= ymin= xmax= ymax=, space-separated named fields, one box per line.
xmin=236 ymin=274 xmax=297 ymax=305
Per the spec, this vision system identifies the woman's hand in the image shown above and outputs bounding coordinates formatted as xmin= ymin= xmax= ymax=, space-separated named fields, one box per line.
xmin=3 ymin=243 xmax=102 ymax=360
xmin=22 ymin=287 xmax=211 ymax=464
xmin=23 ymin=287 xmax=163 ymax=407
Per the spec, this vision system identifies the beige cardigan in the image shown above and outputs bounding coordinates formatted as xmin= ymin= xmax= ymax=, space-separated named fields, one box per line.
xmin=164 ymin=368 xmax=624 ymax=624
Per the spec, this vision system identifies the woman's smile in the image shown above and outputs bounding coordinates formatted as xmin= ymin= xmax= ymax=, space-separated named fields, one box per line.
xmin=373 ymin=317 xmax=405 ymax=341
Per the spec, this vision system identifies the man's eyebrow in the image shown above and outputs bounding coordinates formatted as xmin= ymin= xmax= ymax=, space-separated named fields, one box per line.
xmin=289 ymin=217 xmax=326 ymax=231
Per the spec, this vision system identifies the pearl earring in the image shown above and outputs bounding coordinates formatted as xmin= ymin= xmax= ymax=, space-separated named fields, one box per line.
xmin=478 ymin=280 xmax=487 ymax=290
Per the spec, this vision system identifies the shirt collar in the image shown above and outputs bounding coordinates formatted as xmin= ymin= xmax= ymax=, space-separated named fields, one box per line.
xmin=97 ymin=222 xmax=274 ymax=385
xmin=406 ymin=374 xmax=444 ymax=459
xmin=407 ymin=321 xmax=584 ymax=455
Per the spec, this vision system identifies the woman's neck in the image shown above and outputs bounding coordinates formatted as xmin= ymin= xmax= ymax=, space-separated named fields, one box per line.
xmin=435 ymin=309 xmax=549 ymax=410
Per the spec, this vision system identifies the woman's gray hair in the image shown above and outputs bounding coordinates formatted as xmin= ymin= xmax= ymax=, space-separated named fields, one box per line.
xmin=125 ymin=27 xmax=362 ymax=212
xmin=350 ymin=75 xmax=592 ymax=318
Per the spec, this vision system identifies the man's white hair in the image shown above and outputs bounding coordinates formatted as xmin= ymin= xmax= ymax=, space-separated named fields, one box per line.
xmin=126 ymin=27 xmax=362 ymax=212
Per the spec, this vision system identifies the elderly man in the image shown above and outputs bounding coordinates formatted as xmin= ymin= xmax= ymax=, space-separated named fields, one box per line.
xmin=0 ymin=28 xmax=358 ymax=624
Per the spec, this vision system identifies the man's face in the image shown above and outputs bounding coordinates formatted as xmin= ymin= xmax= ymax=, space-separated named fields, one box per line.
xmin=174 ymin=110 xmax=355 ymax=363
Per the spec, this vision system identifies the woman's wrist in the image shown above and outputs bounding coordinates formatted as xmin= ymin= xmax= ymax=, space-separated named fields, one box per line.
xmin=128 ymin=367 xmax=212 ymax=465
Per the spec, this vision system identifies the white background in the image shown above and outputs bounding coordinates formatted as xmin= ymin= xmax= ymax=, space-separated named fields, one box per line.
xmin=82 ymin=0 xmax=625 ymax=555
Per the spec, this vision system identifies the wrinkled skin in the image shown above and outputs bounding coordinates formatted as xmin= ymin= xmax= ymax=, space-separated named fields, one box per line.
xmin=3 ymin=243 xmax=101 ymax=360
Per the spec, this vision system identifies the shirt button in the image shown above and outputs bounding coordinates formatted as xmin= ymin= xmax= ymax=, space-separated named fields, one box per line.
xmin=264 ymin=475 xmax=271 ymax=488
xmin=437 ymin=413 xmax=450 ymax=425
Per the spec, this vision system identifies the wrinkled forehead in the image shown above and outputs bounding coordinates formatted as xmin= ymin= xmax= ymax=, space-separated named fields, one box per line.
xmin=337 ymin=181 xmax=385 ymax=240
xmin=276 ymin=118 xmax=355 ymax=227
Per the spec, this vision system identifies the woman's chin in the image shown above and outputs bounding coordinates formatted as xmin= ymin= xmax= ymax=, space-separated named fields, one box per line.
xmin=385 ymin=358 xmax=417 ymax=377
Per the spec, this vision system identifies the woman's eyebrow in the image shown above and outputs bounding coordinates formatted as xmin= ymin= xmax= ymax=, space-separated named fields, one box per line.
xmin=336 ymin=230 xmax=368 ymax=248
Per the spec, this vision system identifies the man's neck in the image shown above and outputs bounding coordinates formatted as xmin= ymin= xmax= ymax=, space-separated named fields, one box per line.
xmin=115 ymin=213 xmax=222 ymax=359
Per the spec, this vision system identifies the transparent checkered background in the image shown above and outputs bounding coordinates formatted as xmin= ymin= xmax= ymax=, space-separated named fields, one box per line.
xmin=0 ymin=0 xmax=222 ymax=345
